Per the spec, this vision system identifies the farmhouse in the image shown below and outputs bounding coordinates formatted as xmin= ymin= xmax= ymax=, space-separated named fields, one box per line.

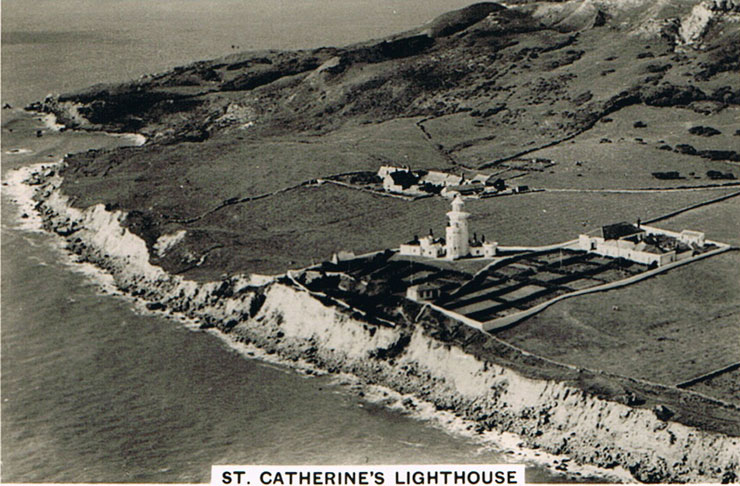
xmin=400 ymin=195 xmax=497 ymax=260
xmin=578 ymin=222 xmax=704 ymax=267
xmin=382 ymin=168 xmax=419 ymax=193
xmin=377 ymin=166 xmax=506 ymax=197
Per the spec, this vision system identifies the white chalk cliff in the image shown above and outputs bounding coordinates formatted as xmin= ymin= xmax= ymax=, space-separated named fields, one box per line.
xmin=21 ymin=164 xmax=740 ymax=483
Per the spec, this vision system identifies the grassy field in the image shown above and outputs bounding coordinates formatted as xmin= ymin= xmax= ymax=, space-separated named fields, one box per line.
xmin=515 ymin=106 xmax=740 ymax=190
xmin=658 ymin=194 xmax=740 ymax=245
xmin=478 ymin=181 xmax=740 ymax=404
xmin=389 ymin=254 xmax=492 ymax=275
xmin=463 ymin=187 xmax=740 ymax=246
xmin=174 ymin=184 xmax=449 ymax=278
xmin=495 ymin=251 xmax=740 ymax=403
xmin=162 ymin=183 xmax=740 ymax=279
xmin=61 ymin=117 xmax=451 ymax=224
xmin=439 ymin=250 xmax=649 ymax=322
xmin=685 ymin=368 xmax=740 ymax=404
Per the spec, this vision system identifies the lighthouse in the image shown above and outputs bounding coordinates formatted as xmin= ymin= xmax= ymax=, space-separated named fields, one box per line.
xmin=445 ymin=194 xmax=470 ymax=259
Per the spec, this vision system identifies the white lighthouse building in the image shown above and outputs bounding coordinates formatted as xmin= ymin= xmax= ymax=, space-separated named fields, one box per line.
xmin=398 ymin=194 xmax=497 ymax=260
xmin=446 ymin=195 xmax=470 ymax=259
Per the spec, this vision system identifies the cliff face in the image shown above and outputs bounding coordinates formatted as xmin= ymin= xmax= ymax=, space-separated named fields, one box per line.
xmin=24 ymin=165 xmax=740 ymax=483
xmin=239 ymin=292 xmax=740 ymax=483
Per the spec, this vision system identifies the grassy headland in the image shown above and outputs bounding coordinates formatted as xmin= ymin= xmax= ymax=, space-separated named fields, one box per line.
xmin=24 ymin=0 xmax=740 ymax=440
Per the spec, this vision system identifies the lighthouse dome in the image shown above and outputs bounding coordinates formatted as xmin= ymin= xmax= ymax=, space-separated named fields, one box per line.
xmin=451 ymin=194 xmax=465 ymax=212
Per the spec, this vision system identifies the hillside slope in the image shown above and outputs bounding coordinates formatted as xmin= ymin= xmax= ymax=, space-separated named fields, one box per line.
xmin=28 ymin=0 xmax=740 ymax=278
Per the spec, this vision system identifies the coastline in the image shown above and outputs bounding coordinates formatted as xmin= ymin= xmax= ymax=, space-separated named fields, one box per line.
xmin=38 ymin=110 xmax=149 ymax=147
xmin=8 ymin=161 xmax=739 ymax=484
xmin=4 ymin=162 xmax=602 ymax=483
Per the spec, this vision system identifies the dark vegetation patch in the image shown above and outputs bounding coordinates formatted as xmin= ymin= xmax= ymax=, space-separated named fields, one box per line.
xmin=643 ymin=62 xmax=672 ymax=74
xmin=675 ymin=144 xmax=740 ymax=162
xmin=688 ymin=125 xmax=722 ymax=137
xmin=652 ymin=171 xmax=683 ymax=180
xmin=675 ymin=143 xmax=698 ymax=155
xmin=572 ymin=90 xmax=592 ymax=106
xmin=694 ymin=31 xmax=740 ymax=81
xmin=545 ymin=49 xmax=584 ymax=70
xmin=706 ymin=170 xmax=736 ymax=180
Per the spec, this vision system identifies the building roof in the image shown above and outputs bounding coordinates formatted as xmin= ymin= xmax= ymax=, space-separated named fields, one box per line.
xmin=642 ymin=244 xmax=669 ymax=254
xmin=421 ymin=171 xmax=462 ymax=186
xmin=446 ymin=182 xmax=485 ymax=194
xmin=487 ymin=177 xmax=507 ymax=188
xmin=409 ymin=283 xmax=442 ymax=292
xmin=405 ymin=236 xmax=445 ymax=246
xmin=388 ymin=170 xmax=419 ymax=189
xmin=601 ymin=222 xmax=643 ymax=240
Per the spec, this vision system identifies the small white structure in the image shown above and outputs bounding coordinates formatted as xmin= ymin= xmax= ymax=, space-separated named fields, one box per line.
xmin=399 ymin=233 xmax=446 ymax=258
xmin=578 ymin=233 xmax=676 ymax=266
xmin=382 ymin=168 xmax=419 ymax=193
xmin=420 ymin=171 xmax=463 ymax=187
xmin=679 ymin=230 xmax=705 ymax=247
xmin=470 ymin=239 xmax=498 ymax=258
xmin=406 ymin=283 xmax=443 ymax=302
xmin=331 ymin=250 xmax=356 ymax=264
xmin=379 ymin=166 xmax=470 ymax=195
xmin=378 ymin=165 xmax=401 ymax=178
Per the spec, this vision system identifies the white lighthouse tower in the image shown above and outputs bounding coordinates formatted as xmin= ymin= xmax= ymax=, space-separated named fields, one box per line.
xmin=446 ymin=194 xmax=470 ymax=259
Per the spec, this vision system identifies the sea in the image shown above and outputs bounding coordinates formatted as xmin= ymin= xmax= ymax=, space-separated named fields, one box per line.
xmin=2 ymin=1 xmax=606 ymax=483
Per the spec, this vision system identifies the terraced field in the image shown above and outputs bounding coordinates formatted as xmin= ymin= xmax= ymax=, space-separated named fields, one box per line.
xmin=437 ymin=250 xmax=648 ymax=322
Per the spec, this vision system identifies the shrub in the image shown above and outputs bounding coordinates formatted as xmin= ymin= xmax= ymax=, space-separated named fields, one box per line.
xmin=674 ymin=144 xmax=697 ymax=155
xmin=706 ymin=170 xmax=736 ymax=180
xmin=652 ymin=171 xmax=682 ymax=180
xmin=688 ymin=125 xmax=721 ymax=137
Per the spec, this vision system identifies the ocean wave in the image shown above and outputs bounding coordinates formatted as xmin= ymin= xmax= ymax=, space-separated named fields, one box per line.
xmin=4 ymin=163 xmax=55 ymax=233
xmin=5 ymin=148 xmax=33 ymax=155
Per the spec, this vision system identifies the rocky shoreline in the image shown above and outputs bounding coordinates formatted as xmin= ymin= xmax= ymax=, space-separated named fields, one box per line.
xmin=16 ymin=161 xmax=739 ymax=484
